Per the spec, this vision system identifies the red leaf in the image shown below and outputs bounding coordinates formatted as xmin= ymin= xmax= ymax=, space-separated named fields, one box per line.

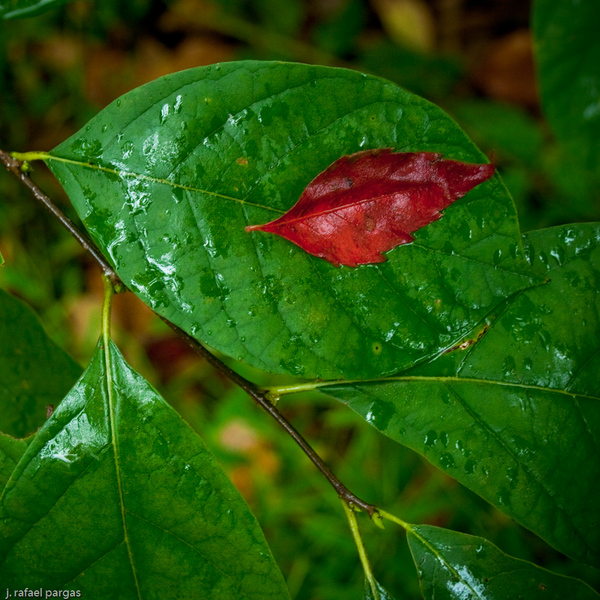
xmin=245 ymin=149 xmax=495 ymax=267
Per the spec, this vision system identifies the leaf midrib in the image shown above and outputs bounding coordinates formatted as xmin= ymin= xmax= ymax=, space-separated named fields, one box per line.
xmin=44 ymin=153 xmax=283 ymax=214
xmin=283 ymin=375 xmax=598 ymax=401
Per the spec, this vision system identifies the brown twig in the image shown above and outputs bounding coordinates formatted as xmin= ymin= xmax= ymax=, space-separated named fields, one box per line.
xmin=0 ymin=148 xmax=122 ymax=289
xmin=1 ymin=147 xmax=379 ymax=517
xmin=162 ymin=317 xmax=378 ymax=516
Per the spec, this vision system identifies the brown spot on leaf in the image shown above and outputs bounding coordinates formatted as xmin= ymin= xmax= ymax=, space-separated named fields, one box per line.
xmin=444 ymin=325 xmax=489 ymax=353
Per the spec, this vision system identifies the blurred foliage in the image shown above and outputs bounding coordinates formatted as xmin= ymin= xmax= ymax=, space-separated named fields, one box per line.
xmin=1 ymin=1 xmax=600 ymax=598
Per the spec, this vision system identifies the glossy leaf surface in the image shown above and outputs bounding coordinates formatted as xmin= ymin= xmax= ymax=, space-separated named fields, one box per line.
xmin=321 ymin=223 xmax=600 ymax=565
xmin=408 ymin=525 xmax=600 ymax=599
xmin=0 ymin=341 xmax=290 ymax=599
xmin=0 ymin=0 xmax=71 ymax=19
xmin=0 ymin=288 xmax=82 ymax=438
xmin=534 ymin=0 xmax=600 ymax=174
xmin=363 ymin=578 xmax=396 ymax=600
xmin=246 ymin=150 xmax=495 ymax=267
xmin=46 ymin=61 xmax=536 ymax=379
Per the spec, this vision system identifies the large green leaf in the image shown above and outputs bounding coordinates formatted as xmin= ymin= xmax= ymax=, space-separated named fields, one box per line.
xmin=0 ymin=0 xmax=71 ymax=19
xmin=319 ymin=223 xmax=600 ymax=565
xmin=0 ymin=341 xmax=290 ymax=599
xmin=0 ymin=288 xmax=82 ymax=438
xmin=408 ymin=525 xmax=599 ymax=599
xmin=44 ymin=61 xmax=537 ymax=380
xmin=533 ymin=0 xmax=600 ymax=174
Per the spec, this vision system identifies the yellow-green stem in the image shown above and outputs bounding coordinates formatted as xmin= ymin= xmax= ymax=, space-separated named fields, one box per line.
xmin=341 ymin=499 xmax=379 ymax=599
xmin=101 ymin=275 xmax=114 ymax=349
xmin=378 ymin=508 xmax=411 ymax=532
xmin=10 ymin=151 xmax=49 ymax=162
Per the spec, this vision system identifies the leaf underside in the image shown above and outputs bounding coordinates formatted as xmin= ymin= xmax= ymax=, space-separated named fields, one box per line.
xmin=0 ymin=342 xmax=290 ymax=599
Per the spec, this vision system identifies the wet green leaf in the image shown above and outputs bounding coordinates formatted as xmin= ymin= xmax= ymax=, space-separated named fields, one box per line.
xmin=363 ymin=578 xmax=396 ymax=600
xmin=407 ymin=525 xmax=600 ymax=599
xmin=321 ymin=223 xmax=600 ymax=565
xmin=534 ymin=0 xmax=600 ymax=174
xmin=45 ymin=61 xmax=537 ymax=380
xmin=0 ymin=288 xmax=82 ymax=438
xmin=0 ymin=0 xmax=71 ymax=19
xmin=0 ymin=341 xmax=290 ymax=599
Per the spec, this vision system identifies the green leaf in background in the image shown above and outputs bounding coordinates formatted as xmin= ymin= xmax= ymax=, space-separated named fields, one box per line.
xmin=358 ymin=41 xmax=463 ymax=100
xmin=448 ymin=99 xmax=545 ymax=167
xmin=408 ymin=525 xmax=600 ymax=600
xmin=44 ymin=61 xmax=537 ymax=380
xmin=0 ymin=287 xmax=82 ymax=438
xmin=0 ymin=0 xmax=71 ymax=19
xmin=0 ymin=432 xmax=31 ymax=492
xmin=0 ymin=340 xmax=290 ymax=599
xmin=534 ymin=0 xmax=600 ymax=174
xmin=320 ymin=223 xmax=600 ymax=565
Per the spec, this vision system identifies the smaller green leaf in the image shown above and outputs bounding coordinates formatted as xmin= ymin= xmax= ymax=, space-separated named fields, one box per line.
xmin=407 ymin=525 xmax=600 ymax=600
xmin=0 ymin=341 xmax=290 ymax=599
xmin=0 ymin=288 xmax=82 ymax=438
xmin=0 ymin=0 xmax=71 ymax=19
xmin=363 ymin=578 xmax=396 ymax=600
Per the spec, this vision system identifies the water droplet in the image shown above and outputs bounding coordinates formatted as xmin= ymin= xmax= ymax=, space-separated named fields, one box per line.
xmin=550 ymin=245 xmax=565 ymax=266
xmin=160 ymin=103 xmax=170 ymax=125
xmin=439 ymin=453 xmax=456 ymax=469
xmin=464 ymin=458 xmax=477 ymax=474
xmin=537 ymin=329 xmax=551 ymax=351
xmin=425 ymin=430 xmax=437 ymax=446
xmin=506 ymin=466 xmax=518 ymax=488
xmin=121 ymin=141 xmax=134 ymax=160
xmin=497 ymin=487 xmax=511 ymax=506
xmin=503 ymin=355 xmax=516 ymax=376
xmin=174 ymin=94 xmax=183 ymax=113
